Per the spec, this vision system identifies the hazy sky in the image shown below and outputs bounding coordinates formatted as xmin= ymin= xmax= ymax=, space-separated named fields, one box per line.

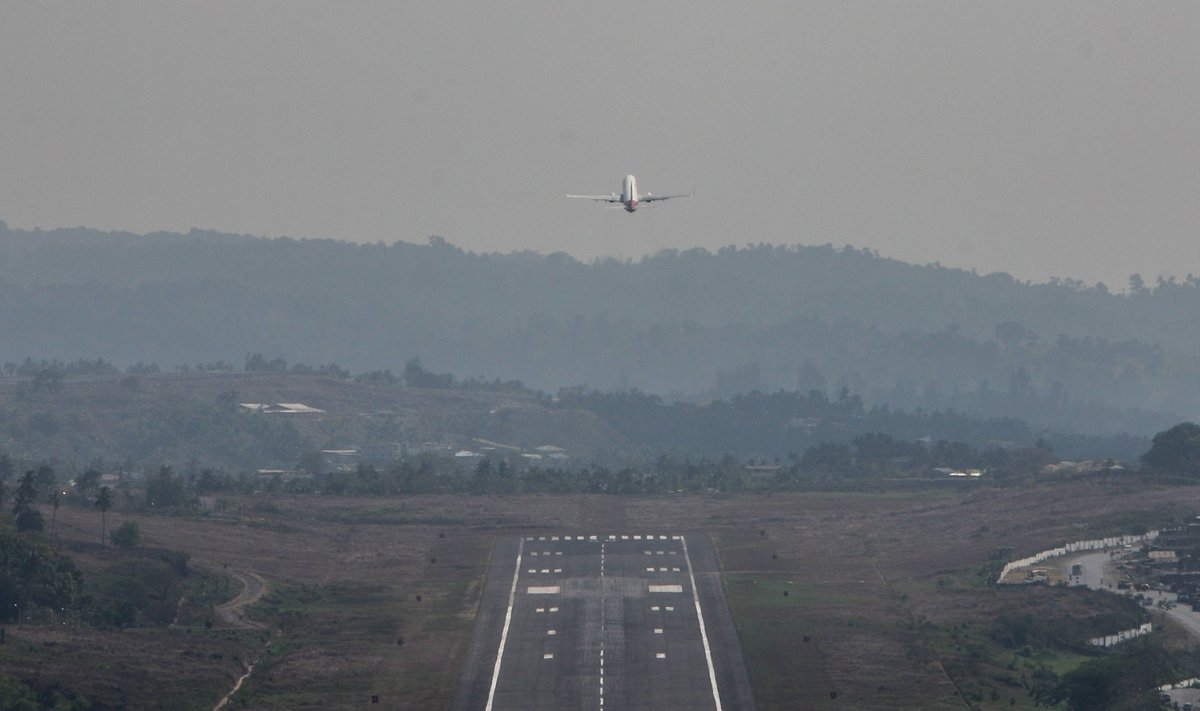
xmin=2 ymin=2 xmax=1197 ymax=288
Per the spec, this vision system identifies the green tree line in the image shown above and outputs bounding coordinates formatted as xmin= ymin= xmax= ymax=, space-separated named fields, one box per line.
xmin=3 ymin=225 xmax=1200 ymax=434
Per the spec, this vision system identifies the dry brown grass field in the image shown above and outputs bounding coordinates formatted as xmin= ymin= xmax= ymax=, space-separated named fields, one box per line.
xmin=6 ymin=476 xmax=1193 ymax=709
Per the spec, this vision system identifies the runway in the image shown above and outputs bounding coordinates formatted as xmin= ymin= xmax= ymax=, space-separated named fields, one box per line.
xmin=452 ymin=533 xmax=756 ymax=710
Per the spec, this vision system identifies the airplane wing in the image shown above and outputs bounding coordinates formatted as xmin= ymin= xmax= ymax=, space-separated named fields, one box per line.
xmin=566 ymin=193 xmax=621 ymax=203
xmin=640 ymin=191 xmax=694 ymax=203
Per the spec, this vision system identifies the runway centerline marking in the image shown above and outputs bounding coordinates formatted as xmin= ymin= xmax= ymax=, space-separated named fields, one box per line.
xmin=478 ymin=533 xmax=732 ymax=710
xmin=599 ymin=541 xmax=606 ymax=709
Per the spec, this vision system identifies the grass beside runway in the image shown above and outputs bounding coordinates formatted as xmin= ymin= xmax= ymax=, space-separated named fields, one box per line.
xmin=722 ymin=573 xmax=921 ymax=710
xmin=218 ymin=529 xmax=493 ymax=709
xmin=32 ymin=486 xmax=1194 ymax=708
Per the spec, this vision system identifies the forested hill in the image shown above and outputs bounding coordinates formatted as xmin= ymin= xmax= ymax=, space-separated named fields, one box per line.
xmin=1 ymin=221 xmax=1198 ymax=435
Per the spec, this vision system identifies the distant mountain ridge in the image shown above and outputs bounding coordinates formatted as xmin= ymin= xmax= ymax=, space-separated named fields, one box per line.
xmin=1 ymin=221 xmax=1197 ymax=435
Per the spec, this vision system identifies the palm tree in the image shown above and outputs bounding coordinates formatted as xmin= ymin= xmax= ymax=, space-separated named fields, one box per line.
xmin=48 ymin=488 xmax=61 ymax=540
xmin=95 ymin=486 xmax=113 ymax=548
xmin=12 ymin=470 xmax=37 ymax=512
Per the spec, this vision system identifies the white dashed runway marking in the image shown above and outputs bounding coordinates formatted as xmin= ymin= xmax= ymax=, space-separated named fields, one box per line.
xmin=473 ymin=533 xmax=734 ymax=710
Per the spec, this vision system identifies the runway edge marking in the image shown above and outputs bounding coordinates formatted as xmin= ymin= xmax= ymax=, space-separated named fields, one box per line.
xmin=682 ymin=534 xmax=724 ymax=711
xmin=485 ymin=537 xmax=525 ymax=711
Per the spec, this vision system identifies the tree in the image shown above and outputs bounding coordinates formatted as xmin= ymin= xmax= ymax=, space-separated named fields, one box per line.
xmin=47 ymin=487 xmax=61 ymax=538
xmin=1052 ymin=640 xmax=1179 ymax=709
xmin=111 ymin=521 xmax=140 ymax=549
xmin=801 ymin=442 xmax=854 ymax=476
xmin=75 ymin=467 xmax=101 ymax=494
xmin=995 ymin=321 xmax=1037 ymax=349
xmin=0 ymin=457 xmax=12 ymax=508
xmin=96 ymin=487 xmax=113 ymax=548
xmin=144 ymin=465 xmax=188 ymax=510
xmin=0 ymin=675 xmax=38 ymax=711
xmin=193 ymin=468 xmax=225 ymax=494
xmin=404 ymin=358 xmax=454 ymax=389
xmin=470 ymin=458 xmax=494 ymax=494
xmin=33 ymin=465 xmax=55 ymax=491
xmin=12 ymin=509 xmax=43 ymax=534
xmin=30 ymin=367 xmax=64 ymax=392
xmin=355 ymin=369 xmax=399 ymax=386
xmin=11 ymin=471 xmax=37 ymax=511
xmin=244 ymin=353 xmax=286 ymax=372
xmin=11 ymin=471 xmax=43 ymax=533
xmin=0 ymin=526 xmax=83 ymax=626
xmin=1141 ymin=422 xmax=1200 ymax=476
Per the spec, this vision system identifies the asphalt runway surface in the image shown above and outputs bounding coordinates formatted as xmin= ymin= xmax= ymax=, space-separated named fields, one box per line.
xmin=452 ymin=533 xmax=756 ymax=711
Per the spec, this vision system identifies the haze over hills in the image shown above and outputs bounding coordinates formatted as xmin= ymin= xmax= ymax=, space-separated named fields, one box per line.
xmin=1 ymin=221 xmax=1198 ymax=437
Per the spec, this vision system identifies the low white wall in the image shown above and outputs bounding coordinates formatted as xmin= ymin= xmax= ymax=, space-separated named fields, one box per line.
xmin=1159 ymin=677 xmax=1200 ymax=692
xmin=1090 ymin=621 xmax=1152 ymax=647
xmin=996 ymin=531 xmax=1159 ymax=584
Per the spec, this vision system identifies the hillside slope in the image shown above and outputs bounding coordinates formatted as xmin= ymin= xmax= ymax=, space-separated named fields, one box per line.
xmin=0 ymin=372 xmax=634 ymax=471
xmin=2 ymin=222 xmax=1198 ymax=433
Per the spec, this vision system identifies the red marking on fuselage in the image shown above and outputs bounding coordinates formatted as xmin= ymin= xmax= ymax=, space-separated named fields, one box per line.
xmin=625 ymin=199 xmax=638 ymax=212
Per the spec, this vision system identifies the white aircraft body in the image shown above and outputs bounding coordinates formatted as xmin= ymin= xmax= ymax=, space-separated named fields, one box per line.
xmin=567 ymin=175 xmax=692 ymax=213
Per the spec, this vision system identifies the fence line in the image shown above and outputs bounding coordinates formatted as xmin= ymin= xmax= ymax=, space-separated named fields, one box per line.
xmin=996 ymin=531 xmax=1159 ymax=584
xmin=1090 ymin=622 xmax=1152 ymax=647
xmin=1159 ymin=677 xmax=1200 ymax=693
xmin=998 ymin=531 xmax=1162 ymax=651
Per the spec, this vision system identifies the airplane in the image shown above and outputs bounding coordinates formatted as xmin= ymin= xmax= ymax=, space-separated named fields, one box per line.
xmin=567 ymin=174 xmax=693 ymax=213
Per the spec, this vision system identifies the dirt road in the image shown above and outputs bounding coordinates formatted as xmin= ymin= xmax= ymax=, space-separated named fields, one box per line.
xmin=202 ymin=564 xmax=269 ymax=630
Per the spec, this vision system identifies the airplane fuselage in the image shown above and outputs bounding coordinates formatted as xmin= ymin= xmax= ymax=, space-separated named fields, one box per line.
xmin=566 ymin=174 xmax=690 ymax=212
xmin=621 ymin=174 xmax=638 ymax=212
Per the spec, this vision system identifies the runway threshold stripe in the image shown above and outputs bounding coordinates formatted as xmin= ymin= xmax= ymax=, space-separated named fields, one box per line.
xmin=681 ymin=535 xmax=723 ymax=711
xmin=485 ymin=537 xmax=525 ymax=711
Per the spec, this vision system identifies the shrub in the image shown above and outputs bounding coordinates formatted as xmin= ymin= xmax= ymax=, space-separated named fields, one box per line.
xmin=111 ymin=521 xmax=140 ymax=549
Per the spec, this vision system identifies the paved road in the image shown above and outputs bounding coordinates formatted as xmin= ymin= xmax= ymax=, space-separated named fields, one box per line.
xmin=452 ymin=533 xmax=756 ymax=711
xmin=1068 ymin=550 xmax=1200 ymax=706
xmin=1068 ymin=551 xmax=1115 ymax=590
xmin=1069 ymin=550 xmax=1200 ymax=638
